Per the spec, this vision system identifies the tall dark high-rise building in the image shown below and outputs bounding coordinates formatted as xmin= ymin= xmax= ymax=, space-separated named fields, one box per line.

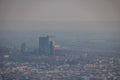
xmin=39 ymin=36 xmax=54 ymax=55
xmin=21 ymin=42 xmax=26 ymax=54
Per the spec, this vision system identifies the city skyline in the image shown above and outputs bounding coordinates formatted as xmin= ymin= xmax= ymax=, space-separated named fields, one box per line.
xmin=0 ymin=1 xmax=120 ymax=80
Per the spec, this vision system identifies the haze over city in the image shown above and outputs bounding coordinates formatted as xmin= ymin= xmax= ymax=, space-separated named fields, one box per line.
xmin=0 ymin=0 xmax=120 ymax=32
xmin=0 ymin=0 xmax=120 ymax=45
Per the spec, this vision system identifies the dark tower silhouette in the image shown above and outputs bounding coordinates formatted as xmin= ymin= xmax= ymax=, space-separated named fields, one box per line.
xmin=39 ymin=36 xmax=54 ymax=56
xmin=50 ymin=41 xmax=54 ymax=55
xmin=21 ymin=42 xmax=26 ymax=54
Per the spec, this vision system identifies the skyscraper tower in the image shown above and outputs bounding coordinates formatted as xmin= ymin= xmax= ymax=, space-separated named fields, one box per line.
xmin=21 ymin=42 xmax=26 ymax=54
xmin=39 ymin=36 xmax=54 ymax=56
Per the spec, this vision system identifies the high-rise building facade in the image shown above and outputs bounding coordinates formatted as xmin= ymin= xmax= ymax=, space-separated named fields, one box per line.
xmin=21 ymin=42 xmax=26 ymax=54
xmin=39 ymin=36 xmax=54 ymax=56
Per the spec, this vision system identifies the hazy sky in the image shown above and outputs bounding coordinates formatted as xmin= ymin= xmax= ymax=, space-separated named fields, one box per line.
xmin=0 ymin=0 xmax=120 ymax=32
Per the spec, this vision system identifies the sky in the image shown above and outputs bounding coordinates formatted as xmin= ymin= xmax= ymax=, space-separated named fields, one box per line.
xmin=0 ymin=0 xmax=120 ymax=32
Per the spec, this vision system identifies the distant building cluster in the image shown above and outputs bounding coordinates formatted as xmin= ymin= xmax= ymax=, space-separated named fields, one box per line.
xmin=0 ymin=35 xmax=120 ymax=80
xmin=20 ymin=35 xmax=55 ymax=56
